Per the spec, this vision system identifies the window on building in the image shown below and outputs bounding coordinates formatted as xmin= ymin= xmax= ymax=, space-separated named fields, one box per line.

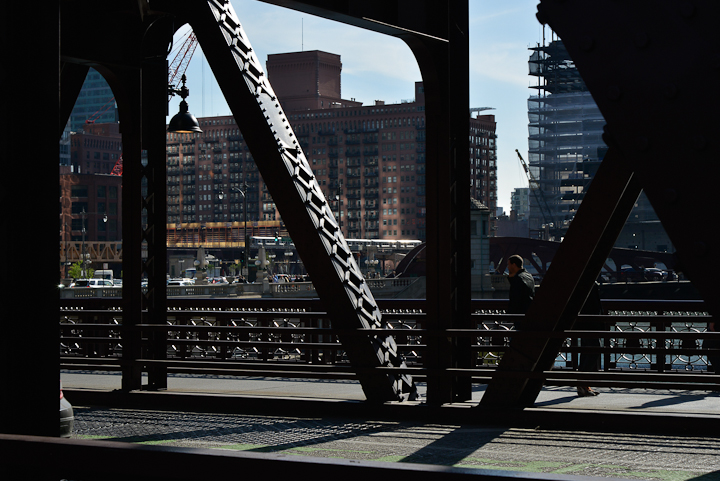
xmin=71 ymin=185 xmax=89 ymax=197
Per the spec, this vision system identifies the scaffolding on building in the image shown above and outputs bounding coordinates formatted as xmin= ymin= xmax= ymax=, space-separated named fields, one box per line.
xmin=527 ymin=40 xmax=606 ymax=239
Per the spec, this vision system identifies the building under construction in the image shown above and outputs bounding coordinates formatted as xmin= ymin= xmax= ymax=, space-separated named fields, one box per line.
xmin=527 ymin=40 xmax=605 ymax=239
xmin=526 ymin=40 xmax=673 ymax=252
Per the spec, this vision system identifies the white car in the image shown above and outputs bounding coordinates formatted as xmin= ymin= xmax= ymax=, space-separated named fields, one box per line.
xmin=72 ymin=279 xmax=114 ymax=288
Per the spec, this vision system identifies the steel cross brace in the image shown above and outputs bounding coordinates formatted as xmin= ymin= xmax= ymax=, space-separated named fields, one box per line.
xmin=167 ymin=0 xmax=417 ymax=402
xmin=483 ymin=0 xmax=720 ymax=408
xmin=482 ymin=147 xmax=642 ymax=408
xmin=535 ymin=0 xmax=720 ymax=319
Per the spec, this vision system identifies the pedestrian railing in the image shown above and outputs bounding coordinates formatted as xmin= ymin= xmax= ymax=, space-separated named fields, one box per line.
xmin=60 ymin=298 xmax=720 ymax=391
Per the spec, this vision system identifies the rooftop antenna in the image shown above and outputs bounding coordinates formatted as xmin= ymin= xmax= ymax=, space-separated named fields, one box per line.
xmin=302 ymin=18 xmax=304 ymax=51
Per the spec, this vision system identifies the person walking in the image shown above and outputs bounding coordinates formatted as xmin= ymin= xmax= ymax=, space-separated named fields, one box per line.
xmin=577 ymin=282 xmax=603 ymax=397
xmin=507 ymin=255 xmax=535 ymax=330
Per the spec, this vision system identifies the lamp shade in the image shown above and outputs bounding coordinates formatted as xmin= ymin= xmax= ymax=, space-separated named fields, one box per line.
xmin=168 ymin=100 xmax=202 ymax=133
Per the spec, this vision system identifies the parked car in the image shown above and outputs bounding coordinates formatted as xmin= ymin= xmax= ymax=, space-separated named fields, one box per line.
xmin=643 ymin=268 xmax=667 ymax=281
xmin=167 ymin=279 xmax=193 ymax=286
xmin=618 ymin=266 xmax=644 ymax=282
xmin=72 ymin=278 xmax=114 ymax=288
xmin=60 ymin=380 xmax=74 ymax=437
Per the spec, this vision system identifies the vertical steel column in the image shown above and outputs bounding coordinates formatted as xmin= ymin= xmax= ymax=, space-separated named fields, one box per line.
xmin=141 ymin=36 xmax=171 ymax=390
xmin=448 ymin=1 xmax=472 ymax=402
xmin=117 ymin=69 xmax=145 ymax=391
xmin=407 ymin=2 xmax=471 ymax=405
xmin=1 ymin=0 xmax=59 ymax=439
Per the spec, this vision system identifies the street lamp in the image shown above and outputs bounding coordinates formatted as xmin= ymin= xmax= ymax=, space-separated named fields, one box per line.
xmin=167 ymin=74 xmax=202 ymax=134
xmin=229 ymin=181 xmax=249 ymax=276
xmin=364 ymin=258 xmax=379 ymax=278
xmin=80 ymin=208 xmax=107 ymax=278
xmin=335 ymin=183 xmax=342 ymax=233
xmin=284 ymin=250 xmax=293 ymax=274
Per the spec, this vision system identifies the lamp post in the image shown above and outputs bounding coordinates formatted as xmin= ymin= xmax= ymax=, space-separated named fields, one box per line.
xmin=80 ymin=208 xmax=107 ymax=278
xmin=229 ymin=181 xmax=249 ymax=276
xmin=335 ymin=183 xmax=342 ymax=233
xmin=284 ymin=250 xmax=293 ymax=275
xmin=364 ymin=258 xmax=379 ymax=278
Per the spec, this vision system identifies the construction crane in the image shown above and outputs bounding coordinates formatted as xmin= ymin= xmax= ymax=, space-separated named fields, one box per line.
xmin=515 ymin=149 xmax=557 ymax=237
xmin=168 ymin=30 xmax=199 ymax=97
xmin=84 ymin=30 xmax=199 ymax=178
xmin=85 ymin=97 xmax=117 ymax=124
xmin=84 ymin=29 xmax=198 ymax=124
xmin=110 ymin=155 xmax=123 ymax=176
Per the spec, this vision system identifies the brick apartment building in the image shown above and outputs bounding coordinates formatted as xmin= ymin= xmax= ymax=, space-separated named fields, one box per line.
xmin=60 ymin=123 xmax=123 ymax=278
xmin=59 ymin=168 xmax=123 ymax=243
xmin=165 ymin=50 xmax=497 ymax=242
xmin=70 ymin=122 xmax=123 ymax=174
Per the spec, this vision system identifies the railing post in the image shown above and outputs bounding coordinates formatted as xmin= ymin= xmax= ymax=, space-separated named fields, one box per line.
xmin=651 ymin=312 xmax=667 ymax=372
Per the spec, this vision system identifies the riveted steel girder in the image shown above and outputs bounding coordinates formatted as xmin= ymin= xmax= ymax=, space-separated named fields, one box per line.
xmin=256 ymin=0 xmax=473 ymax=405
xmin=168 ymin=0 xmax=417 ymax=402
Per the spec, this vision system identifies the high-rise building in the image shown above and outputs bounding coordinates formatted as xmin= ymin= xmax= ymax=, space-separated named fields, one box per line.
xmin=527 ymin=40 xmax=605 ymax=237
xmin=511 ymin=187 xmax=530 ymax=220
xmin=60 ymin=120 xmax=72 ymax=166
xmin=527 ymin=40 xmax=672 ymax=251
xmin=69 ymin=68 xmax=117 ymax=133
xmin=165 ymin=50 xmax=497 ymax=242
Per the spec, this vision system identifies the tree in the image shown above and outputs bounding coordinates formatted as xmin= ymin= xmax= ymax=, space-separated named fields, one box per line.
xmin=68 ymin=261 xmax=93 ymax=279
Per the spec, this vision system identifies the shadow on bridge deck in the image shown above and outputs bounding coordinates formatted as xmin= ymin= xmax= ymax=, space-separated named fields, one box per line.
xmin=62 ymin=371 xmax=720 ymax=436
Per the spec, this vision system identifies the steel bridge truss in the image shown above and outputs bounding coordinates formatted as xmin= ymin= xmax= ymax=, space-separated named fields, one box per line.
xmin=5 ymin=0 xmax=720 ymax=442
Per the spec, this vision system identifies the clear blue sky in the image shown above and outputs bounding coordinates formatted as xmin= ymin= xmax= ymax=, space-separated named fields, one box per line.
xmin=170 ymin=0 xmax=545 ymax=214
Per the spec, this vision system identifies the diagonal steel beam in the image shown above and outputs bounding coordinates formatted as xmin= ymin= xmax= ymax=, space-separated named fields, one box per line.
xmin=168 ymin=0 xmax=416 ymax=402
xmin=482 ymin=147 xmax=642 ymax=408
xmin=253 ymin=0 xmax=472 ymax=405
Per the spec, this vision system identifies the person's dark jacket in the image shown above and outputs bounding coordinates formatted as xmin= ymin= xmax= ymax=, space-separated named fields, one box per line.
xmin=508 ymin=268 xmax=535 ymax=315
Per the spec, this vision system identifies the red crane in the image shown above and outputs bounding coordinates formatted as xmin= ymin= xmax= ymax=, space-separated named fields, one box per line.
xmin=87 ymin=30 xmax=199 ymax=124
xmin=168 ymin=30 xmax=199 ymax=91
xmin=110 ymin=155 xmax=123 ymax=176
xmin=89 ymin=29 xmax=199 ymax=177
